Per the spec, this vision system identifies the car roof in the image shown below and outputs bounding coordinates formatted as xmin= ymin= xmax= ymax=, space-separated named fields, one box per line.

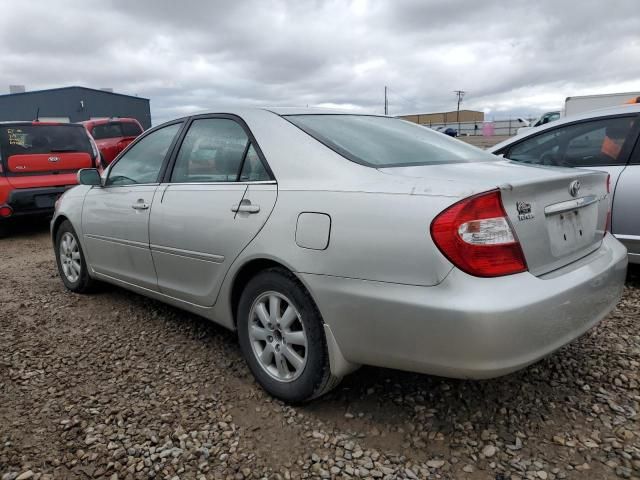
xmin=80 ymin=117 xmax=140 ymax=126
xmin=180 ymin=107 xmax=385 ymax=118
xmin=490 ymin=103 xmax=640 ymax=152
xmin=0 ymin=121 xmax=82 ymax=127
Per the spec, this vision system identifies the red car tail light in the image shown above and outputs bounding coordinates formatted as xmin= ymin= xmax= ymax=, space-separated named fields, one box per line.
xmin=0 ymin=205 xmax=13 ymax=218
xmin=430 ymin=190 xmax=528 ymax=277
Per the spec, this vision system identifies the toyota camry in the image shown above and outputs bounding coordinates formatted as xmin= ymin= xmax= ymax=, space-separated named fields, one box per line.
xmin=51 ymin=108 xmax=627 ymax=402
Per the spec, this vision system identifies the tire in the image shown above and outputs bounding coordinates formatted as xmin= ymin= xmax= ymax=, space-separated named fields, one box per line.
xmin=54 ymin=220 xmax=95 ymax=293
xmin=0 ymin=223 xmax=7 ymax=239
xmin=237 ymin=268 xmax=339 ymax=402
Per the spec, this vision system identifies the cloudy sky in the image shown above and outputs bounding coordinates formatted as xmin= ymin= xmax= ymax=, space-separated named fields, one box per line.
xmin=1 ymin=0 xmax=639 ymax=124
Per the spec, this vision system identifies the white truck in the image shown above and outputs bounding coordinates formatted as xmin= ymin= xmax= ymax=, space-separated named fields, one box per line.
xmin=518 ymin=91 xmax=640 ymax=134
xmin=564 ymin=91 xmax=640 ymax=116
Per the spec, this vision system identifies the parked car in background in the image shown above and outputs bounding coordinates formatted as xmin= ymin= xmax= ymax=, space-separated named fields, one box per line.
xmin=52 ymin=109 xmax=626 ymax=402
xmin=443 ymin=127 xmax=458 ymax=137
xmin=492 ymin=103 xmax=640 ymax=264
xmin=80 ymin=117 xmax=144 ymax=165
xmin=517 ymin=111 xmax=561 ymax=135
xmin=0 ymin=121 xmax=100 ymax=237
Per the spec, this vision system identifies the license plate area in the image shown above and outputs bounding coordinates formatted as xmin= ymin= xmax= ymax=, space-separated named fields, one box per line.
xmin=547 ymin=204 xmax=597 ymax=257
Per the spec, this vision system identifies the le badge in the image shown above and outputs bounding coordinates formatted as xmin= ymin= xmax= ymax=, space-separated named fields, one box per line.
xmin=516 ymin=201 xmax=534 ymax=221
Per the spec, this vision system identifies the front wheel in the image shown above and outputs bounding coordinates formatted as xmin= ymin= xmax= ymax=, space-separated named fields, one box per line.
xmin=237 ymin=268 xmax=338 ymax=402
xmin=54 ymin=220 xmax=95 ymax=293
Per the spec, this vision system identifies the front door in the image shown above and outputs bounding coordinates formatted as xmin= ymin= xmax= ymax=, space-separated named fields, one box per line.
xmin=149 ymin=117 xmax=277 ymax=306
xmin=82 ymin=122 xmax=183 ymax=290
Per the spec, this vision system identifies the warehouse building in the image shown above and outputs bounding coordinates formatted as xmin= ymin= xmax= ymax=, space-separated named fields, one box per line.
xmin=0 ymin=86 xmax=151 ymax=128
xmin=399 ymin=109 xmax=484 ymax=125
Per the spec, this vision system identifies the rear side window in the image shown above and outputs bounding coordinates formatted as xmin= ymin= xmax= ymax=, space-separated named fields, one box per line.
xmin=0 ymin=125 xmax=92 ymax=158
xmin=92 ymin=121 xmax=143 ymax=140
xmin=106 ymin=123 xmax=181 ymax=186
xmin=122 ymin=122 xmax=143 ymax=137
xmin=239 ymin=145 xmax=270 ymax=181
xmin=506 ymin=116 xmax=637 ymax=167
xmin=171 ymin=118 xmax=262 ymax=183
xmin=285 ymin=114 xmax=496 ymax=167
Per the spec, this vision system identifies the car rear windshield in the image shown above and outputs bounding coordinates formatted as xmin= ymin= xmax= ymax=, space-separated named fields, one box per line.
xmin=0 ymin=124 xmax=92 ymax=158
xmin=91 ymin=121 xmax=143 ymax=140
xmin=284 ymin=114 xmax=496 ymax=167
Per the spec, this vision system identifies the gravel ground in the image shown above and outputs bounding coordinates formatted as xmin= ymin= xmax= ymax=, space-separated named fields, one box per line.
xmin=1 ymin=220 xmax=639 ymax=480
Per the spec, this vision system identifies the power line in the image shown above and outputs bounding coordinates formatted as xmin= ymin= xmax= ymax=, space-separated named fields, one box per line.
xmin=387 ymin=88 xmax=416 ymax=108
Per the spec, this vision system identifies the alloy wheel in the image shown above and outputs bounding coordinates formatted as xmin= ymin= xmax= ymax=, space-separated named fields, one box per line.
xmin=248 ymin=291 xmax=308 ymax=382
xmin=59 ymin=232 xmax=81 ymax=283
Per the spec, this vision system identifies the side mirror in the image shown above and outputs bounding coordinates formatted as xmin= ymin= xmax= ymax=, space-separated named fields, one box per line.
xmin=77 ymin=168 xmax=102 ymax=186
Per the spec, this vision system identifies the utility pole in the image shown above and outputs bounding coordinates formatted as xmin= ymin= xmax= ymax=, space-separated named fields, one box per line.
xmin=384 ymin=86 xmax=388 ymax=115
xmin=454 ymin=90 xmax=465 ymax=134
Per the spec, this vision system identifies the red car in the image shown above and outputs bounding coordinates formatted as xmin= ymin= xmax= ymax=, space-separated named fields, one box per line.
xmin=80 ymin=117 xmax=144 ymax=165
xmin=0 ymin=121 xmax=100 ymax=236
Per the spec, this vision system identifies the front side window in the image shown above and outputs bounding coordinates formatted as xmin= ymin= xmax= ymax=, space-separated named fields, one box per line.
xmin=171 ymin=118 xmax=253 ymax=183
xmin=106 ymin=122 xmax=181 ymax=186
xmin=285 ymin=114 xmax=496 ymax=167
xmin=506 ymin=116 xmax=637 ymax=167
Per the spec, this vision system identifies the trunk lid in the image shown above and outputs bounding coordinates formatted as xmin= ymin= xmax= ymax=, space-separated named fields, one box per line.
xmin=381 ymin=160 xmax=610 ymax=276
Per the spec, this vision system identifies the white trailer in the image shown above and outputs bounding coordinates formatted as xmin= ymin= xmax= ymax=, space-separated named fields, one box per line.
xmin=565 ymin=91 xmax=640 ymax=116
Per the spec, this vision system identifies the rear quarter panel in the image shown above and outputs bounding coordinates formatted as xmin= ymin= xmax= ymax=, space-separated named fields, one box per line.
xmin=233 ymin=189 xmax=454 ymax=286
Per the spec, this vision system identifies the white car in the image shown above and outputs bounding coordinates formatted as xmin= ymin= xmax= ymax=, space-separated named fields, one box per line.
xmin=492 ymin=103 xmax=640 ymax=264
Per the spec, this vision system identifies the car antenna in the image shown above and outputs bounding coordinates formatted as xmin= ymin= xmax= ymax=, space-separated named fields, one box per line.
xmin=34 ymin=107 xmax=40 ymax=122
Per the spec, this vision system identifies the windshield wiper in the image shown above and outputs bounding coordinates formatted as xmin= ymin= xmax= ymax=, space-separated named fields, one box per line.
xmin=50 ymin=148 xmax=79 ymax=152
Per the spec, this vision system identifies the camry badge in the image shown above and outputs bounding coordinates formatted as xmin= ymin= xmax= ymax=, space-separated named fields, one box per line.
xmin=516 ymin=201 xmax=534 ymax=221
xmin=569 ymin=180 xmax=581 ymax=197
xmin=48 ymin=156 xmax=60 ymax=163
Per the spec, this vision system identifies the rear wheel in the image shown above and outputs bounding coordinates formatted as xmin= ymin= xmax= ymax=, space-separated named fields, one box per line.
xmin=237 ymin=268 xmax=338 ymax=402
xmin=55 ymin=220 xmax=95 ymax=293
xmin=0 ymin=223 xmax=7 ymax=238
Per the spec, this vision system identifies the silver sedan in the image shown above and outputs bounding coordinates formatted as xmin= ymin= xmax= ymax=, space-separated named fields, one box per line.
xmin=52 ymin=109 xmax=627 ymax=402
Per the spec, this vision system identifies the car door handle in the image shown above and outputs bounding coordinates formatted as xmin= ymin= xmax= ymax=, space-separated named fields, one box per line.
xmin=231 ymin=202 xmax=260 ymax=214
xmin=132 ymin=202 xmax=150 ymax=210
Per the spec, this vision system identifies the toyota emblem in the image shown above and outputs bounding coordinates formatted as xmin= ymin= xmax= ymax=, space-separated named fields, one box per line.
xmin=569 ymin=180 xmax=581 ymax=197
xmin=48 ymin=156 xmax=60 ymax=163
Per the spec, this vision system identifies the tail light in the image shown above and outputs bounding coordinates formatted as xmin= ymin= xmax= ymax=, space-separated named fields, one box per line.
xmin=0 ymin=205 xmax=12 ymax=218
xmin=430 ymin=190 xmax=528 ymax=277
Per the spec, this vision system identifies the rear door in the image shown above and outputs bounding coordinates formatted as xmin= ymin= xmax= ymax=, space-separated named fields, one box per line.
xmin=82 ymin=122 xmax=183 ymax=290
xmin=149 ymin=115 xmax=276 ymax=306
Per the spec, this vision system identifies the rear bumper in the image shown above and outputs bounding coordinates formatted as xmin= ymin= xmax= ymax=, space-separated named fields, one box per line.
xmin=301 ymin=233 xmax=627 ymax=379
xmin=2 ymin=186 xmax=71 ymax=218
